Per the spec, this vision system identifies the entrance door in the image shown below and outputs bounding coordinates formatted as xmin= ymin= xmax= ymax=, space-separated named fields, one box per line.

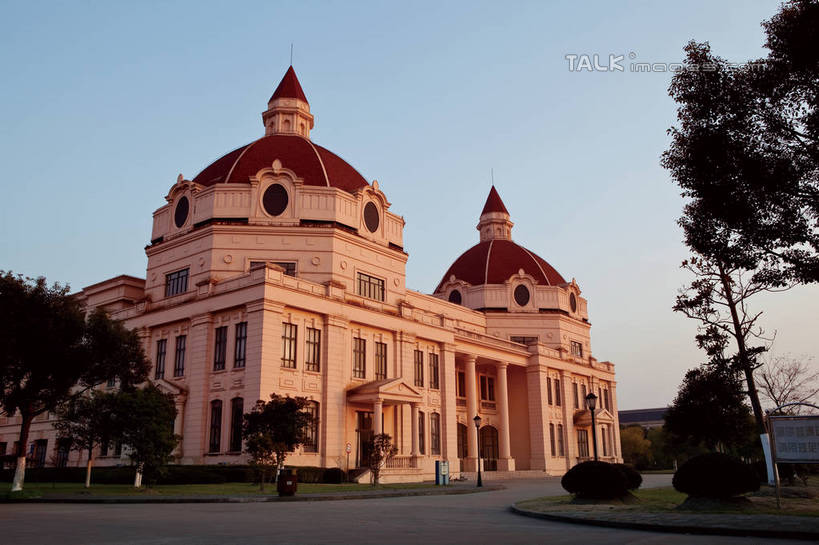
xmin=356 ymin=411 xmax=373 ymax=467
xmin=457 ymin=423 xmax=468 ymax=472
xmin=479 ymin=426 xmax=499 ymax=471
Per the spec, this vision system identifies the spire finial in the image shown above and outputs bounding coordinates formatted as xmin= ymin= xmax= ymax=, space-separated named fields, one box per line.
xmin=290 ymin=43 xmax=294 ymax=66
xmin=491 ymin=168 xmax=494 ymax=186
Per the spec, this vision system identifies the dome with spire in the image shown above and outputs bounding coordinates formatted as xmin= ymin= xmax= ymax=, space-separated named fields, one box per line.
xmin=435 ymin=187 xmax=566 ymax=300
xmin=191 ymin=67 xmax=368 ymax=194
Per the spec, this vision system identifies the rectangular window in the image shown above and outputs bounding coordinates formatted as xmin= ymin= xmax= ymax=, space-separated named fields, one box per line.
xmin=234 ymin=322 xmax=247 ymax=368
xmin=577 ymin=429 xmax=589 ymax=458
xmin=165 ymin=268 xmax=189 ymax=297
xmin=353 ymin=338 xmax=366 ymax=379
xmin=304 ymin=327 xmax=321 ymax=372
xmin=571 ymin=341 xmax=583 ymax=357
xmin=430 ymin=413 xmax=441 ymax=455
xmin=100 ymin=441 xmax=109 ymax=457
xmin=510 ymin=336 xmax=538 ymax=345
xmin=573 ymin=382 xmax=579 ymax=409
xmin=303 ymin=401 xmax=319 ymax=453
xmin=281 ymin=323 xmax=297 ymax=369
xmin=480 ymin=376 xmax=495 ymax=401
xmin=0 ymin=442 xmax=6 ymax=457
xmin=209 ymin=400 xmax=222 ymax=453
xmin=555 ymin=379 xmax=561 ymax=406
xmin=173 ymin=335 xmax=186 ymax=377
xmin=154 ymin=339 xmax=167 ymax=380
xmin=33 ymin=439 xmax=48 ymax=468
xmin=414 ymin=350 xmax=424 ymax=387
xmin=457 ymin=371 xmax=466 ymax=397
xmin=56 ymin=438 xmax=70 ymax=468
xmin=229 ymin=397 xmax=243 ymax=453
xmin=547 ymin=377 xmax=553 ymax=405
xmin=602 ymin=427 xmax=609 ymax=457
xmin=549 ymin=424 xmax=556 ymax=456
xmin=429 ymin=353 xmax=440 ymax=390
xmin=418 ymin=411 xmax=426 ymax=455
xmin=581 ymin=383 xmax=587 ymax=403
xmin=357 ymin=272 xmax=385 ymax=301
xmin=557 ymin=424 xmax=565 ymax=457
xmin=604 ymin=388 xmax=611 ymax=411
xmin=252 ymin=260 xmax=298 ymax=276
xmin=375 ymin=342 xmax=387 ymax=380
xmin=213 ymin=326 xmax=227 ymax=371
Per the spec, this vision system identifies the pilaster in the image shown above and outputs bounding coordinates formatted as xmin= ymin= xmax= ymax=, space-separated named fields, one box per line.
xmin=440 ymin=343 xmax=459 ymax=473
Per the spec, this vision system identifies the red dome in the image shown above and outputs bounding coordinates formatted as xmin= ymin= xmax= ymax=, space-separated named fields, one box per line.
xmin=192 ymin=134 xmax=369 ymax=193
xmin=436 ymin=239 xmax=565 ymax=292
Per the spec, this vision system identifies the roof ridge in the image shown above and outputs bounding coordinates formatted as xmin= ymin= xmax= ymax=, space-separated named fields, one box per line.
xmin=484 ymin=239 xmax=495 ymax=285
xmin=303 ymin=137 xmax=330 ymax=187
xmin=224 ymin=138 xmax=263 ymax=183
xmin=519 ymin=244 xmax=551 ymax=285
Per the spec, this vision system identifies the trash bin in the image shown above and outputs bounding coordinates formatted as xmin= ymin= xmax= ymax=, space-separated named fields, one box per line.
xmin=435 ymin=460 xmax=450 ymax=485
xmin=277 ymin=468 xmax=298 ymax=496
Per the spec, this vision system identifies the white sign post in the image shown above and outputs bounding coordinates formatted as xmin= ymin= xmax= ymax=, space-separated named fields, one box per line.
xmin=767 ymin=403 xmax=819 ymax=509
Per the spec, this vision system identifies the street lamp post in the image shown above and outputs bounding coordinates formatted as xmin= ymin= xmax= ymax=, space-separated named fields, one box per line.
xmin=473 ymin=415 xmax=482 ymax=487
xmin=585 ymin=392 xmax=599 ymax=461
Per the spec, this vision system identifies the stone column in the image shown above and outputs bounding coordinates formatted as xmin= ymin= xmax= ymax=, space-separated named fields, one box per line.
xmin=373 ymin=400 xmax=383 ymax=436
xmin=610 ymin=383 xmax=622 ymax=461
xmin=181 ymin=313 xmax=212 ymax=464
xmin=464 ymin=354 xmax=478 ymax=471
xmin=496 ymin=362 xmax=515 ymax=471
xmin=410 ymin=402 xmax=419 ymax=456
xmin=560 ymin=371 xmax=575 ymax=470
xmin=526 ymin=358 xmax=551 ymax=471
xmin=321 ymin=315 xmax=349 ymax=468
xmin=440 ymin=343 xmax=459 ymax=475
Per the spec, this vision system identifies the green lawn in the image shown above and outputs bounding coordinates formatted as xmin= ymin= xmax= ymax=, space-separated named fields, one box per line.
xmin=516 ymin=486 xmax=819 ymax=517
xmin=2 ymin=481 xmax=437 ymax=499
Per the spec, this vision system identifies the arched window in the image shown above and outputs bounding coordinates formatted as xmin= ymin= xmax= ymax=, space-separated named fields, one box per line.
xmin=209 ymin=400 xmax=222 ymax=454
xmin=457 ymin=423 xmax=468 ymax=459
xmin=479 ymin=426 xmax=499 ymax=471
xmin=229 ymin=397 xmax=243 ymax=453
xmin=418 ymin=410 xmax=425 ymax=455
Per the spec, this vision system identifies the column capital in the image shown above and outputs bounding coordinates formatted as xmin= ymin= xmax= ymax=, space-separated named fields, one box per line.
xmin=463 ymin=354 xmax=477 ymax=365
xmin=497 ymin=361 xmax=509 ymax=371
xmin=190 ymin=313 xmax=213 ymax=328
xmin=442 ymin=342 xmax=457 ymax=353
xmin=246 ymin=299 xmax=285 ymax=314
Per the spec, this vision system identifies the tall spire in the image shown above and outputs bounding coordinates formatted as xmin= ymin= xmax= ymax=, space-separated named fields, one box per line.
xmin=262 ymin=66 xmax=314 ymax=138
xmin=477 ymin=186 xmax=514 ymax=241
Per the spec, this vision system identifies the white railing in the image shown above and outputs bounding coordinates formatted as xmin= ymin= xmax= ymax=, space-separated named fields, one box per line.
xmin=385 ymin=456 xmax=417 ymax=469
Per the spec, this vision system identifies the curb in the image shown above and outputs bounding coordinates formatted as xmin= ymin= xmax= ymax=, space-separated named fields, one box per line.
xmin=1 ymin=484 xmax=503 ymax=504
xmin=509 ymin=505 xmax=819 ymax=542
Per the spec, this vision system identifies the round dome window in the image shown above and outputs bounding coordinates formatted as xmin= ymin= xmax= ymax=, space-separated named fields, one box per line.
xmin=262 ymin=184 xmax=289 ymax=216
xmin=174 ymin=196 xmax=189 ymax=228
xmin=514 ymin=285 xmax=530 ymax=306
xmin=570 ymin=293 xmax=577 ymax=312
xmin=448 ymin=289 xmax=462 ymax=305
xmin=364 ymin=202 xmax=380 ymax=232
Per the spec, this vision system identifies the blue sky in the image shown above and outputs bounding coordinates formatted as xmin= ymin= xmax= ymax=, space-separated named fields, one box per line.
xmin=1 ymin=0 xmax=816 ymax=409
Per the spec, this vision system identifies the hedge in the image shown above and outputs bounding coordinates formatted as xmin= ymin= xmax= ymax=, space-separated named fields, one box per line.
xmin=672 ymin=453 xmax=760 ymax=498
xmin=0 ymin=464 xmax=347 ymax=485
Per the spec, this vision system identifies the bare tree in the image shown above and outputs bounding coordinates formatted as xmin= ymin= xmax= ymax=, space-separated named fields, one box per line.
xmin=757 ymin=354 xmax=819 ymax=413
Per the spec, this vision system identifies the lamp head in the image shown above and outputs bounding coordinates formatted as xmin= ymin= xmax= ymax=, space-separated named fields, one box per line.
xmin=585 ymin=392 xmax=598 ymax=411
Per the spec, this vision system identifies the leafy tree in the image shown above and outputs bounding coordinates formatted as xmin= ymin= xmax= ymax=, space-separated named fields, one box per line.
xmin=0 ymin=272 xmax=150 ymax=491
xmin=619 ymin=426 xmax=652 ymax=469
xmin=757 ymin=354 xmax=819 ymax=413
xmin=113 ymin=384 xmax=179 ymax=487
xmin=54 ymin=390 xmax=120 ymax=488
xmin=242 ymin=394 xmax=312 ymax=491
xmin=665 ymin=363 xmax=754 ymax=454
xmin=366 ymin=433 xmax=397 ymax=486
xmin=662 ymin=2 xmax=819 ymax=287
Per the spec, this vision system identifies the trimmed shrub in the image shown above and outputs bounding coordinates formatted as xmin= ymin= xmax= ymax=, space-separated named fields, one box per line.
xmin=561 ymin=461 xmax=628 ymax=499
xmin=323 ymin=467 xmax=346 ymax=484
xmin=615 ymin=463 xmax=642 ymax=490
xmin=672 ymin=453 xmax=760 ymax=498
xmin=293 ymin=466 xmax=324 ymax=483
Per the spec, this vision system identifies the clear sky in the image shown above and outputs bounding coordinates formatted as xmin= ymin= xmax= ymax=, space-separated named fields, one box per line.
xmin=1 ymin=0 xmax=816 ymax=409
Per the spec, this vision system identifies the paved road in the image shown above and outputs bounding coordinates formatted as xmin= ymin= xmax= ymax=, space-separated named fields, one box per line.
xmin=0 ymin=475 xmax=797 ymax=544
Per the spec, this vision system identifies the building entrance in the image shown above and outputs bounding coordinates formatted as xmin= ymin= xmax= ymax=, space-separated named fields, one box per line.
xmin=356 ymin=411 xmax=373 ymax=467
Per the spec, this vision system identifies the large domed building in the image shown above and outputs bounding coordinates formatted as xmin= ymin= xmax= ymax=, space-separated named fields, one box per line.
xmin=1 ymin=67 xmax=621 ymax=479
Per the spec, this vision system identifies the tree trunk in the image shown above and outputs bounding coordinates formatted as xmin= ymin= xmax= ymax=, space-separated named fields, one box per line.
xmin=259 ymin=469 xmax=266 ymax=492
xmin=11 ymin=412 xmax=33 ymax=492
xmin=85 ymin=449 xmax=95 ymax=488
xmin=717 ymin=263 xmax=766 ymax=435
xmin=134 ymin=465 xmax=143 ymax=488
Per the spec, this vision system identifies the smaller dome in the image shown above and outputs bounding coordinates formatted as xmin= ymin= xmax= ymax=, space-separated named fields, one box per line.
xmin=435 ymin=239 xmax=565 ymax=292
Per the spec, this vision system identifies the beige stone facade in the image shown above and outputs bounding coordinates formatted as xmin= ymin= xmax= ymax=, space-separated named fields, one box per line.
xmin=0 ymin=67 xmax=621 ymax=481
